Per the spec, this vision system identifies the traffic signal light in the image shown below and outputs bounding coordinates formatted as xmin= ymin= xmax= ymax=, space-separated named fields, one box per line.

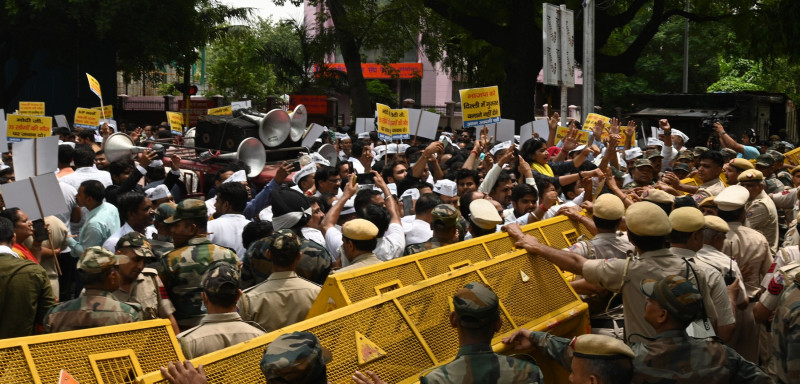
xmin=174 ymin=83 xmax=198 ymax=95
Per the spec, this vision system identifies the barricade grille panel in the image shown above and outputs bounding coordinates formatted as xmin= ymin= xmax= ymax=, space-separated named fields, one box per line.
xmin=95 ymin=356 xmax=137 ymax=384
xmin=417 ymin=243 xmax=489 ymax=277
xmin=0 ymin=346 xmax=33 ymax=383
xmin=340 ymin=262 xmax=425 ymax=303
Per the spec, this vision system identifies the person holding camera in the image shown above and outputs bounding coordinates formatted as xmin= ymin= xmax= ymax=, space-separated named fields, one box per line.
xmin=712 ymin=122 xmax=760 ymax=160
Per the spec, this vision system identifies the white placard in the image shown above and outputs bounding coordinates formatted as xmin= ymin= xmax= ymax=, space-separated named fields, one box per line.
xmin=355 ymin=118 xmax=375 ymax=134
xmin=231 ymin=101 xmax=250 ymax=111
xmin=0 ymin=173 xmax=67 ymax=221
xmin=0 ymin=109 xmax=7 ymax=152
xmin=302 ymin=123 xmax=327 ymax=148
xmin=542 ymin=3 xmax=560 ymax=86
xmin=534 ymin=119 xmax=551 ymax=140
xmin=54 ymin=114 xmax=69 ymax=129
xmin=13 ymin=136 xmax=59 ymax=180
xmin=559 ymin=6 xmax=575 ymax=87
xmin=496 ymin=119 xmax=516 ymax=143
xmin=416 ymin=111 xmax=440 ymax=140
xmin=407 ymin=109 xmax=421 ymax=136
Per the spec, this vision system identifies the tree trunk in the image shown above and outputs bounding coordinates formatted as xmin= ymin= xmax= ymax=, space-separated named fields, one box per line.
xmin=326 ymin=0 xmax=373 ymax=122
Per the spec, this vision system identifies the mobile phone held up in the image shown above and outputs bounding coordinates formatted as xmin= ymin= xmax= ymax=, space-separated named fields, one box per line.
xmin=32 ymin=219 xmax=48 ymax=242
xmin=355 ymin=173 xmax=375 ymax=185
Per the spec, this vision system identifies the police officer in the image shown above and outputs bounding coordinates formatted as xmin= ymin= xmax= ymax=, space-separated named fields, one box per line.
xmin=502 ymin=331 xmax=635 ymax=384
xmin=405 ymin=204 xmax=459 ymax=255
xmin=723 ymin=158 xmax=754 ymax=186
xmin=176 ymin=263 xmax=265 ymax=359
xmin=335 ymin=219 xmax=381 ymax=273
xmin=163 ymin=199 xmax=238 ymax=330
xmin=633 ymin=275 xmax=771 ymax=383
xmin=112 ymin=232 xmax=179 ymax=334
xmin=419 ymin=282 xmax=543 ymax=383
xmin=771 ymin=266 xmax=800 ymax=383
xmin=739 ymin=169 xmax=780 ymax=253
xmin=239 ymin=229 xmax=321 ymax=332
xmin=44 ymin=247 xmax=141 ymax=333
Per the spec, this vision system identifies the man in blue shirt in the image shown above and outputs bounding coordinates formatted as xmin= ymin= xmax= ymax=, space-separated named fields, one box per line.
xmin=712 ymin=122 xmax=760 ymax=159
xmin=65 ymin=180 xmax=120 ymax=258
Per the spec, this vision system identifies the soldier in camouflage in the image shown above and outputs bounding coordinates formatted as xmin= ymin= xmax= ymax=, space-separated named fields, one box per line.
xmin=768 ymin=150 xmax=794 ymax=189
xmin=44 ymin=247 xmax=141 ymax=333
xmin=630 ymin=275 xmax=771 ymax=383
xmin=757 ymin=153 xmax=786 ymax=194
xmin=405 ymin=204 xmax=459 ymax=255
xmin=163 ymin=199 xmax=238 ymax=330
xmin=260 ymin=331 xmax=333 ymax=383
xmin=112 ymin=232 xmax=179 ymax=334
xmin=622 ymin=159 xmax=656 ymax=189
xmin=241 ymin=235 xmax=273 ymax=288
xmin=148 ymin=202 xmax=176 ymax=276
xmin=771 ymin=268 xmax=800 ymax=383
xmin=419 ymin=282 xmax=544 ymax=384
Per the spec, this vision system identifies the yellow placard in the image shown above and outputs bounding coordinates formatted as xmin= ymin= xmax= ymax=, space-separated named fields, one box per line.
xmin=459 ymin=85 xmax=501 ymax=128
xmin=92 ymin=105 xmax=113 ymax=119
xmin=166 ymin=111 xmax=184 ymax=136
xmin=390 ymin=108 xmax=409 ymax=140
xmin=207 ymin=105 xmax=232 ymax=115
xmin=584 ymin=113 xmax=610 ymax=130
xmin=6 ymin=114 xmax=52 ymax=142
xmin=18 ymin=102 xmax=45 ymax=116
xmin=555 ymin=126 xmax=591 ymax=145
xmin=86 ymin=73 xmax=102 ymax=99
xmin=376 ymin=103 xmax=392 ymax=141
xmin=74 ymin=108 xmax=101 ymax=129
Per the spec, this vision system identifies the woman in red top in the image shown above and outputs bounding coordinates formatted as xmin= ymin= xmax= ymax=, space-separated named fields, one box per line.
xmin=0 ymin=208 xmax=40 ymax=263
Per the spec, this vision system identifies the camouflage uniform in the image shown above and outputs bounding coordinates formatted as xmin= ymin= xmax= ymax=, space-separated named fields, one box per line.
xmin=630 ymin=275 xmax=772 ymax=384
xmin=420 ymin=282 xmax=544 ymax=384
xmin=112 ymin=232 xmax=175 ymax=320
xmin=240 ymin=231 xmax=332 ymax=287
xmin=43 ymin=247 xmax=141 ymax=333
xmin=148 ymin=203 xmax=176 ymax=276
xmin=176 ymin=263 xmax=265 ymax=359
xmin=260 ymin=331 xmax=331 ymax=383
xmin=241 ymin=236 xmax=273 ymax=288
xmin=771 ymin=270 xmax=800 ymax=383
xmin=163 ymin=199 xmax=238 ymax=329
xmin=405 ymin=204 xmax=459 ymax=256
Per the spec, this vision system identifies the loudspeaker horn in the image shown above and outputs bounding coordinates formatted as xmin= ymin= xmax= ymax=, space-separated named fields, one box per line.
xmin=216 ymin=137 xmax=267 ymax=178
xmin=317 ymin=143 xmax=338 ymax=166
xmin=103 ymin=132 xmax=165 ymax=162
xmin=239 ymin=109 xmax=291 ymax=148
xmin=288 ymin=104 xmax=307 ymax=143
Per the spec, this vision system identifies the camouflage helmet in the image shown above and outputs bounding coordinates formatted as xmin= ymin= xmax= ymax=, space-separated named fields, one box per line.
xmin=431 ymin=204 xmax=458 ymax=230
xmin=633 ymin=159 xmax=654 ymax=169
xmin=78 ymin=246 xmax=127 ymax=275
xmin=269 ymin=229 xmax=302 ymax=266
xmin=154 ymin=202 xmax=177 ymax=223
xmin=260 ymin=331 xmax=332 ymax=382
xmin=163 ymin=199 xmax=207 ymax=223
xmin=200 ymin=262 xmax=240 ymax=295
xmin=453 ymin=282 xmax=500 ymax=329
xmin=241 ymin=236 xmax=275 ymax=286
xmin=640 ymin=275 xmax=702 ymax=322
xmin=115 ymin=231 xmax=155 ymax=259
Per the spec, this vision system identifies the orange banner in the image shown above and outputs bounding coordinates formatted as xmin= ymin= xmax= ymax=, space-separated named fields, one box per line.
xmin=317 ymin=63 xmax=423 ymax=79
xmin=290 ymin=95 xmax=328 ymax=115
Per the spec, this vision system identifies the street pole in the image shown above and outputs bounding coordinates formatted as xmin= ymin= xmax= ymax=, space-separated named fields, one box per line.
xmin=582 ymin=0 xmax=594 ymax=121
xmin=682 ymin=0 xmax=690 ymax=93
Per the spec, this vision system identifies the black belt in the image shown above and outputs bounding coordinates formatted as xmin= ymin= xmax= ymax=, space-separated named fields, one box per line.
xmin=590 ymin=318 xmax=623 ymax=329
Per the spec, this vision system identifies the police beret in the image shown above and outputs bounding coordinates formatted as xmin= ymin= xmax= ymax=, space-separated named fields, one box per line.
xmin=729 ymin=158 xmax=754 ymax=172
xmin=704 ymin=216 xmax=729 ymax=233
xmin=642 ymin=189 xmax=674 ymax=205
xmin=593 ymin=194 xmax=624 ymax=220
xmin=698 ymin=196 xmax=716 ymax=208
xmin=342 ymin=219 xmax=378 ymax=240
xmin=570 ymin=334 xmax=635 ymax=360
xmin=715 ymin=185 xmax=750 ymax=211
xmin=625 ymin=202 xmax=671 ymax=236
xmin=469 ymin=200 xmax=503 ymax=230
xmin=738 ymin=169 xmax=764 ymax=182
xmin=669 ymin=207 xmax=705 ymax=233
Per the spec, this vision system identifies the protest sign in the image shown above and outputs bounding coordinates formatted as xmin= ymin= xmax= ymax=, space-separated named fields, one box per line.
xmin=0 ymin=172 xmax=68 ymax=221
xmin=86 ymin=73 xmax=102 ymax=99
xmin=92 ymin=105 xmax=113 ymax=119
xmin=0 ymin=110 xmax=7 ymax=151
xmin=459 ymin=86 xmax=501 ymax=128
xmin=231 ymin=100 xmax=251 ymax=111
xmin=408 ymin=109 xmax=439 ymax=140
xmin=54 ymin=115 xmax=69 ymax=129
xmin=376 ymin=103 xmax=392 ymax=141
xmin=356 ymin=118 xmax=375 ymax=134
xmin=302 ymin=123 xmax=327 ymax=148
xmin=166 ymin=111 xmax=184 ymax=136
xmin=584 ymin=113 xmax=610 ymax=130
xmin=13 ymin=136 xmax=59 ymax=180
xmin=6 ymin=115 xmax=51 ymax=142
xmin=19 ymin=102 xmax=45 ymax=116
xmin=390 ymin=108 xmax=410 ymax=140
xmin=74 ymin=108 xmax=101 ymax=129
xmin=208 ymin=105 xmax=232 ymax=115
xmin=554 ymin=126 xmax=591 ymax=145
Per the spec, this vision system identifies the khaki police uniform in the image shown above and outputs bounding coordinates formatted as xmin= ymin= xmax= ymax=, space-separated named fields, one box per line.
xmin=746 ymin=190 xmax=781 ymax=253
xmin=113 ymin=268 xmax=175 ymax=320
xmin=177 ymin=312 xmax=266 ymax=359
xmin=239 ymin=271 xmax=321 ymax=332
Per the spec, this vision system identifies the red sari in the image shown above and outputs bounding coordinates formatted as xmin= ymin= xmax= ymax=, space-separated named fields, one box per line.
xmin=12 ymin=243 xmax=38 ymax=264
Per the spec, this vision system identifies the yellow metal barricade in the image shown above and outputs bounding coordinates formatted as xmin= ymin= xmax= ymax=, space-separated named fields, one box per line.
xmin=784 ymin=146 xmax=800 ymax=166
xmin=136 ymin=249 xmax=589 ymax=384
xmin=308 ymin=215 xmax=594 ymax=317
xmin=0 ymin=319 xmax=181 ymax=384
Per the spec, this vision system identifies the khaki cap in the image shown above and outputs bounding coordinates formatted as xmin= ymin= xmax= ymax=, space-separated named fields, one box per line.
xmin=698 ymin=196 xmax=716 ymax=208
xmin=791 ymin=165 xmax=800 ymax=175
xmin=468 ymin=199 xmax=503 ymax=230
xmin=704 ymin=216 xmax=730 ymax=232
xmin=729 ymin=158 xmax=754 ymax=172
xmin=570 ymin=334 xmax=635 ymax=360
xmin=342 ymin=218 xmax=378 ymax=240
xmin=625 ymin=202 xmax=671 ymax=236
xmin=738 ymin=169 xmax=764 ymax=182
xmin=714 ymin=185 xmax=750 ymax=211
xmin=642 ymin=189 xmax=675 ymax=205
xmin=669 ymin=207 xmax=705 ymax=233
xmin=593 ymin=194 xmax=624 ymax=220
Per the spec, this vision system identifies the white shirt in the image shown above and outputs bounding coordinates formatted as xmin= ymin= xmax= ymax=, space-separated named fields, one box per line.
xmin=205 ymin=196 xmax=217 ymax=217
xmin=207 ymin=213 xmax=251 ymax=260
xmin=324 ymin=222 xmax=405 ymax=263
xmin=0 ymin=245 xmax=17 ymax=257
xmin=301 ymin=227 xmax=326 ymax=247
xmin=349 ymin=157 xmax=365 ymax=174
xmin=102 ymin=222 xmax=157 ymax=253
xmin=60 ymin=166 xmax=113 ymax=189
xmin=403 ymin=218 xmax=432 ymax=245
